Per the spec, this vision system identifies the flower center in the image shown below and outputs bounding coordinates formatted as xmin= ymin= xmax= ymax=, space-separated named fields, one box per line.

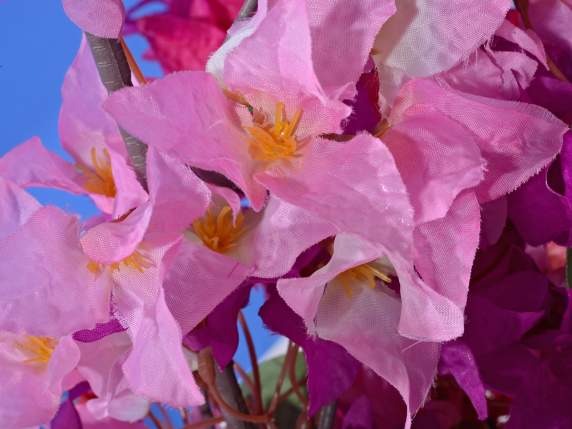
xmin=78 ymin=147 xmax=117 ymax=197
xmin=335 ymin=264 xmax=392 ymax=298
xmin=192 ymin=206 xmax=245 ymax=253
xmin=87 ymin=250 xmax=153 ymax=275
xmin=244 ymin=102 xmax=303 ymax=162
xmin=15 ymin=336 xmax=57 ymax=365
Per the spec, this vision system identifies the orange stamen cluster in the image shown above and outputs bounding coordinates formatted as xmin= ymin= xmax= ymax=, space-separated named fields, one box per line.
xmin=87 ymin=250 xmax=153 ymax=275
xmin=192 ymin=206 xmax=245 ymax=253
xmin=335 ymin=264 xmax=392 ymax=298
xmin=15 ymin=336 xmax=57 ymax=366
xmin=78 ymin=147 xmax=117 ymax=197
xmin=244 ymin=102 xmax=303 ymax=162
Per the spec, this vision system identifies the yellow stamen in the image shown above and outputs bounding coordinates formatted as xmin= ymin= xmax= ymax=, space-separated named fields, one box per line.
xmin=15 ymin=336 xmax=57 ymax=366
xmin=192 ymin=206 xmax=245 ymax=253
xmin=334 ymin=263 xmax=392 ymax=298
xmin=244 ymin=102 xmax=303 ymax=162
xmin=87 ymin=250 xmax=153 ymax=275
xmin=77 ymin=148 xmax=117 ymax=197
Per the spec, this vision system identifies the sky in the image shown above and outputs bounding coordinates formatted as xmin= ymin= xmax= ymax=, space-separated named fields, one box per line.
xmin=0 ymin=0 xmax=277 ymax=387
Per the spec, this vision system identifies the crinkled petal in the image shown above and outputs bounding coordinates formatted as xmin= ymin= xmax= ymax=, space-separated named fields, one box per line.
xmin=0 ymin=137 xmax=85 ymax=195
xmin=104 ymin=71 xmax=268 ymax=210
xmin=384 ymin=105 xmax=484 ymax=223
xmin=373 ymin=0 xmax=511 ymax=76
xmin=63 ymin=0 xmax=125 ymax=38
xmin=0 ymin=207 xmax=107 ymax=337
xmin=0 ymin=177 xmax=41 ymax=240
xmin=316 ymin=283 xmax=439 ymax=429
xmin=113 ymin=248 xmax=204 ymax=406
xmin=394 ymin=78 xmax=567 ymax=203
xmin=413 ymin=192 xmax=481 ymax=311
xmin=257 ymin=134 xmax=414 ymax=252
xmin=60 ymin=37 xmax=126 ymax=161
xmin=307 ymin=0 xmax=396 ymax=100
xmin=164 ymin=239 xmax=252 ymax=335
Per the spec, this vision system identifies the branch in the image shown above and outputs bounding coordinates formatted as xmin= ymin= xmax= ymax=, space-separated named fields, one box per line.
xmin=85 ymin=33 xmax=148 ymax=189
xmin=238 ymin=0 xmax=258 ymax=19
xmin=317 ymin=402 xmax=336 ymax=429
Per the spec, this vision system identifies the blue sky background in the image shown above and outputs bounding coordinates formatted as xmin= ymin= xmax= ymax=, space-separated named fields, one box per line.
xmin=0 ymin=0 xmax=277 ymax=401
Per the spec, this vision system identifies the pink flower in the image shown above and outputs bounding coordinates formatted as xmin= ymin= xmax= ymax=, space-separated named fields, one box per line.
xmin=0 ymin=178 xmax=107 ymax=427
xmin=0 ymin=39 xmax=147 ymax=218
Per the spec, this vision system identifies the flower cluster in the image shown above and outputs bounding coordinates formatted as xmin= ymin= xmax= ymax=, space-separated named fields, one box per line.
xmin=1 ymin=0 xmax=572 ymax=428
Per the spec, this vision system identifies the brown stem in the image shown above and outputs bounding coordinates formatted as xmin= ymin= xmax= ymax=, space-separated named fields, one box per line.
xmin=148 ymin=410 xmax=164 ymax=429
xmin=238 ymin=312 xmax=263 ymax=414
xmin=317 ymin=402 xmax=336 ymax=429
xmin=234 ymin=361 xmax=256 ymax=394
xmin=183 ymin=416 xmax=225 ymax=429
xmin=267 ymin=342 xmax=295 ymax=415
xmin=119 ymin=37 xmax=147 ymax=85
xmin=288 ymin=346 xmax=307 ymax=407
xmin=84 ymin=33 xmax=149 ymax=189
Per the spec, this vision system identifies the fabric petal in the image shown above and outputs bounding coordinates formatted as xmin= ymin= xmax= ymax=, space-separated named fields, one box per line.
xmin=63 ymin=0 xmax=125 ymax=38
xmin=0 ymin=207 xmax=106 ymax=337
xmin=0 ymin=177 xmax=40 ymax=240
xmin=373 ymin=0 xmax=511 ymax=77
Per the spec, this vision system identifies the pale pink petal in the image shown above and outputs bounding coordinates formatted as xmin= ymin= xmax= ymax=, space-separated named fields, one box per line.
xmin=113 ymin=247 xmax=204 ymax=406
xmin=77 ymin=332 xmax=149 ymax=422
xmin=207 ymin=183 xmax=242 ymax=221
xmin=0 ymin=207 xmax=107 ymax=337
xmin=277 ymin=233 xmax=379 ymax=324
xmin=435 ymin=47 xmax=538 ymax=100
xmin=0 ymin=137 xmax=85 ymax=195
xmin=413 ymin=192 xmax=481 ymax=311
xmin=164 ymin=239 xmax=252 ymax=335
xmin=145 ymin=149 xmax=211 ymax=246
xmin=308 ymin=0 xmax=396 ymax=100
xmin=0 ymin=333 xmax=80 ymax=428
xmin=238 ymin=196 xmax=337 ymax=278
xmin=315 ymin=283 xmax=439 ymax=429
xmin=60 ymin=37 xmax=126 ymax=162
xmin=223 ymin=0 xmax=350 ymax=136
xmin=109 ymin=149 xmax=148 ymax=218
xmin=374 ymin=0 xmax=511 ymax=76
xmin=104 ymin=71 xmax=267 ymax=210
xmin=396 ymin=79 xmax=567 ymax=203
xmin=63 ymin=0 xmax=125 ymax=38
xmin=257 ymin=134 xmax=414 ymax=251
xmin=81 ymin=202 xmax=153 ymax=264
xmin=384 ymin=104 xmax=485 ymax=223
xmin=0 ymin=177 xmax=40 ymax=240
xmin=495 ymin=19 xmax=548 ymax=68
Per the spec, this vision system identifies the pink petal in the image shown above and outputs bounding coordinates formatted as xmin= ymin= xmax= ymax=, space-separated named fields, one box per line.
xmin=413 ymin=191 xmax=481 ymax=312
xmin=528 ymin=0 xmax=572 ymax=61
xmin=145 ymin=149 xmax=211 ymax=246
xmin=223 ymin=0 xmax=350 ymax=136
xmin=81 ymin=202 xmax=153 ymax=264
xmin=0 ymin=137 xmax=85 ymax=195
xmin=0 ymin=177 xmax=40 ymax=240
xmin=0 ymin=334 xmax=80 ymax=428
xmin=164 ymin=239 xmax=252 ymax=335
xmin=278 ymin=233 xmax=379 ymax=324
xmin=308 ymin=0 xmax=396 ymax=100
xmin=104 ymin=71 xmax=267 ymax=210
xmin=108 ymin=149 xmax=148 ymax=218
xmin=63 ymin=0 xmax=125 ymax=38
xmin=397 ymin=78 xmax=567 ymax=203
xmin=113 ymin=248 xmax=204 ymax=406
xmin=60 ymin=37 xmax=126 ymax=162
xmin=495 ymin=19 xmax=548 ymax=68
xmin=240 ymin=196 xmax=337 ymax=278
xmin=374 ymin=0 xmax=511 ymax=76
xmin=384 ymin=102 xmax=485 ymax=223
xmin=257 ymin=133 xmax=414 ymax=250
xmin=315 ymin=283 xmax=439 ymax=429
xmin=0 ymin=207 xmax=107 ymax=337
